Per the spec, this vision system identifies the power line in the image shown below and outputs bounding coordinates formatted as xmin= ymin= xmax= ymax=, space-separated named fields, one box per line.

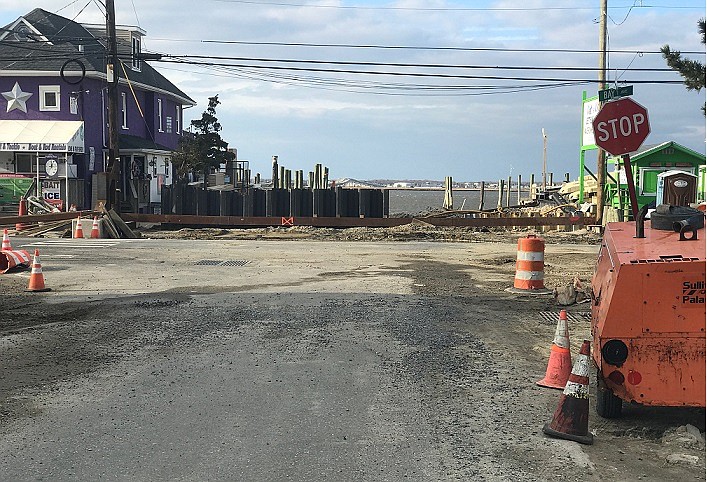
xmin=163 ymin=53 xmax=677 ymax=72
xmin=160 ymin=57 xmax=685 ymax=84
xmin=153 ymin=38 xmax=705 ymax=56
xmin=207 ymin=0 xmax=704 ymax=12
xmin=1 ymin=26 xmax=702 ymax=55
xmin=183 ymin=63 xmax=592 ymax=96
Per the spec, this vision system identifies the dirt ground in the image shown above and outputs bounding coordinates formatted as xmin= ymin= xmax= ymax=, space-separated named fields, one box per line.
xmin=0 ymin=224 xmax=704 ymax=480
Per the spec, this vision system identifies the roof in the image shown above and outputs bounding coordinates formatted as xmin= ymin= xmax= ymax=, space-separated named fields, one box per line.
xmin=608 ymin=141 xmax=706 ymax=162
xmin=0 ymin=119 xmax=84 ymax=153
xmin=0 ymin=9 xmax=195 ymax=106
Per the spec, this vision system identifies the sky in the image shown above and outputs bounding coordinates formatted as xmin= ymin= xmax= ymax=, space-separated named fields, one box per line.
xmin=1 ymin=0 xmax=705 ymax=182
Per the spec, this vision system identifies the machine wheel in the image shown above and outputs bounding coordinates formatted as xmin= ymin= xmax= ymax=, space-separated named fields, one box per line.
xmin=596 ymin=370 xmax=623 ymax=418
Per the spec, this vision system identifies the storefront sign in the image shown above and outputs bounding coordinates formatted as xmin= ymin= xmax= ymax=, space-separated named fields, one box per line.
xmin=0 ymin=142 xmax=84 ymax=153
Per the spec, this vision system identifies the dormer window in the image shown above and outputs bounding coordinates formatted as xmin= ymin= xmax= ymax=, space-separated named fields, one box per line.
xmin=132 ymin=35 xmax=141 ymax=71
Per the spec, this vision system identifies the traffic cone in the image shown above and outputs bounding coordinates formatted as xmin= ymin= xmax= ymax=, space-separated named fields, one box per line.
xmin=90 ymin=216 xmax=100 ymax=239
xmin=26 ymin=249 xmax=51 ymax=292
xmin=537 ymin=310 xmax=572 ymax=389
xmin=74 ymin=216 xmax=84 ymax=239
xmin=1 ymin=228 xmax=11 ymax=251
xmin=542 ymin=340 xmax=594 ymax=445
xmin=15 ymin=198 xmax=29 ymax=231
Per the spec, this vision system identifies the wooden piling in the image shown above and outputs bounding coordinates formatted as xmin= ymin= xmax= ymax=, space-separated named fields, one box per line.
xmin=517 ymin=174 xmax=522 ymax=205
xmin=497 ymin=179 xmax=504 ymax=210
xmin=506 ymin=176 xmax=511 ymax=207
xmin=479 ymin=181 xmax=485 ymax=210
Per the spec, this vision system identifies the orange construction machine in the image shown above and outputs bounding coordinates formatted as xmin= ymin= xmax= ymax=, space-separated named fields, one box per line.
xmin=591 ymin=206 xmax=706 ymax=418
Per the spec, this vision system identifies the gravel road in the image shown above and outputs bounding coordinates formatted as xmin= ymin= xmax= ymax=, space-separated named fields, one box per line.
xmin=0 ymin=229 xmax=703 ymax=481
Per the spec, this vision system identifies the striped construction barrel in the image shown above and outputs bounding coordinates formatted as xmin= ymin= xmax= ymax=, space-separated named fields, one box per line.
xmin=513 ymin=235 xmax=546 ymax=290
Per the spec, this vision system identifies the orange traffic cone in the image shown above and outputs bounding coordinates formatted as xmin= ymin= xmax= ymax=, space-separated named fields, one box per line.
xmin=542 ymin=340 xmax=593 ymax=445
xmin=90 ymin=217 xmax=100 ymax=239
xmin=26 ymin=249 xmax=51 ymax=292
xmin=537 ymin=310 xmax=572 ymax=389
xmin=74 ymin=216 xmax=84 ymax=239
xmin=1 ymin=228 xmax=11 ymax=251
xmin=15 ymin=198 xmax=29 ymax=231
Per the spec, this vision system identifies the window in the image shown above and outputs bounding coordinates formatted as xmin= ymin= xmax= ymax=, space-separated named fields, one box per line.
xmin=39 ymin=85 xmax=60 ymax=111
xmin=15 ymin=153 xmax=35 ymax=173
xmin=175 ymin=106 xmax=180 ymax=134
xmin=157 ymin=98 xmax=163 ymax=132
xmin=121 ymin=92 xmax=128 ymax=129
xmin=132 ymin=36 xmax=141 ymax=70
xmin=166 ymin=116 xmax=173 ymax=134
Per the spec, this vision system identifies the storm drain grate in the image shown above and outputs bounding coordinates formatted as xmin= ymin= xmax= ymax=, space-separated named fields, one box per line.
xmin=538 ymin=311 xmax=591 ymax=325
xmin=195 ymin=259 xmax=250 ymax=267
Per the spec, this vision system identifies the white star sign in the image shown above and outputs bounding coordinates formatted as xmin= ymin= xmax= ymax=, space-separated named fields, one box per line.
xmin=2 ymin=82 xmax=33 ymax=113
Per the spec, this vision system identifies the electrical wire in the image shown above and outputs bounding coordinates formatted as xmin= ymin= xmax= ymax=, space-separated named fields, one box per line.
xmin=55 ymin=0 xmax=84 ymax=13
xmin=161 ymin=38 xmax=705 ymax=56
xmin=187 ymin=62 xmax=592 ymax=96
xmin=159 ymin=56 xmax=686 ymax=84
xmin=206 ymin=0 xmax=704 ymax=12
xmin=162 ymin=53 xmax=677 ymax=73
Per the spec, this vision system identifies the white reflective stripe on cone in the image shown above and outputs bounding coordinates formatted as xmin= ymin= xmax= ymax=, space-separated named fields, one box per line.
xmin=553 ymin=321 xmax=570 ymax=349
xmin=514 ymin=270 xmax=544 ymax=280
xmin=563 ymin=381 xmax=589 ymax=398
xmin=516 ymin=251 xmax=544 ymax=261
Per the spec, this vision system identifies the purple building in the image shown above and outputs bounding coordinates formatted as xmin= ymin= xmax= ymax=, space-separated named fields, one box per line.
xmin=0 ymin=8 xmax=195 ymax=211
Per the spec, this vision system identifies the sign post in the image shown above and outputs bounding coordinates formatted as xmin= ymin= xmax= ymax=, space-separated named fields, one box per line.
xmin=592 ymin=97 xmax=650 ymax=219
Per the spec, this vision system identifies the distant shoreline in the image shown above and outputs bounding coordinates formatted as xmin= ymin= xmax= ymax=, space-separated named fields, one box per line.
xmin=374 ymin=187 xmax=533 ymax=192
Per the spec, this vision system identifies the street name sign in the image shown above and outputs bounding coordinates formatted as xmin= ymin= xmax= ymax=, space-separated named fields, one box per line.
xmin=598 ymin=85 xmax=634 ymax=102
xmin=592 ymin=97 xmax=650 ymax=156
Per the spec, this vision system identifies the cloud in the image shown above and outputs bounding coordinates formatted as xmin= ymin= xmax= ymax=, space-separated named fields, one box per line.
xmin=1 ymin=0 xmax=704 ymax=180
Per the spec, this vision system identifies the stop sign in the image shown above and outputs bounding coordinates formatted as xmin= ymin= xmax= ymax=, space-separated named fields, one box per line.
xmin=592 ymin=97 xmax=650 ymax=156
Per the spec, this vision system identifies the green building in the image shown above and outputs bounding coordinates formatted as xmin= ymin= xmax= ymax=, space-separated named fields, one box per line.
xmin=605 ymin=141 xmax=705 ymax=217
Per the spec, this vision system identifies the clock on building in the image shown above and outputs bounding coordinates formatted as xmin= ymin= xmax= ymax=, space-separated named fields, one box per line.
xmin=45 ymin=158 xmax=59 ymax=177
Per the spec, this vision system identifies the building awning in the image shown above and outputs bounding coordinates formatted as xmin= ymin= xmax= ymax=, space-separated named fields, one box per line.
xmin=0 ymin=120 xmax=84 ymax=153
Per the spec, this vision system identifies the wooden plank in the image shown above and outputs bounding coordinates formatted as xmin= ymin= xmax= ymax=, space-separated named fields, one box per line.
xmin=0 ymin=210 xmax=95 ymax=227
xmin=108 ymin=209 xmax=138 ymax=239
xmin=27 ymin=220 xmax=73 ymax=237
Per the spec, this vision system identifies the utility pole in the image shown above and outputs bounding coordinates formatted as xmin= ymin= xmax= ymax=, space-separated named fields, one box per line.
xmin=596 ymin=0 xmax=608 ymax=224
xmin=105 ymin=0 xmax=121 ymax=212
xmin=541 ymin=128 xmax=547 ymax=192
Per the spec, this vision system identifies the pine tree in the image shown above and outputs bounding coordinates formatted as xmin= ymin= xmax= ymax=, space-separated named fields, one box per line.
xmin=661 ymin=19 xmax=706 ymax=115
xmin=173 ymin=95 xmax=235 ymax=182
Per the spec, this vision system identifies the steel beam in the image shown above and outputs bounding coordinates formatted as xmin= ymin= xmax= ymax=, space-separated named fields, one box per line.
xmin=119 ymin=213 xmax=596 ymax=228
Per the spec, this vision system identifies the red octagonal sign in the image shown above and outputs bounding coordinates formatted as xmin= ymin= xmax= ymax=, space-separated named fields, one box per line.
xmin=592 ymin=97 xmax=650 ymax=156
